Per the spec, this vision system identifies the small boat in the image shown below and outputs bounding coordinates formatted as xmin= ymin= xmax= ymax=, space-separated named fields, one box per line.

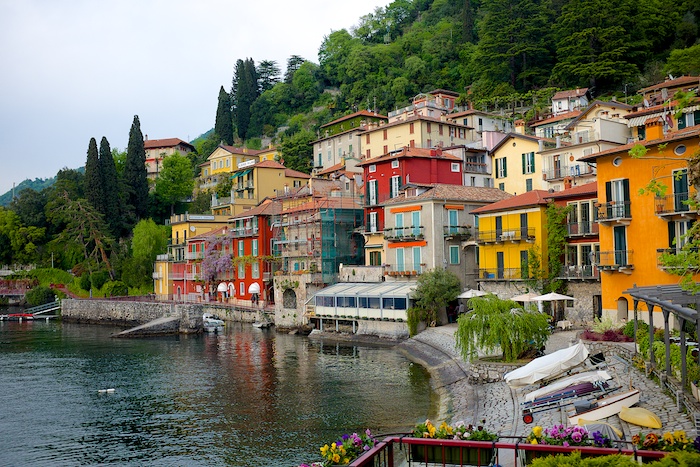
xmin=525 ymin=370 xmax=612 ymax=403
xmin=504 ymin=342 xmax=591 ymax=388
xmin=203 ymin=313 xmax=225 ymax=333
xmin=252 ymin=320 xmax=272 ymax=329
xmin=567 ymin=388 xmax=640 ymax=425
xmin=619 ymin=406 xmax=662 ymax=428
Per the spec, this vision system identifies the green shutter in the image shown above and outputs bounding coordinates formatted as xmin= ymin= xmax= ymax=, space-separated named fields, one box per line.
xmin=503 ymin=158 xmax=507 ymax=177
xmin=522 ymin=153 xmax=526 ymax=174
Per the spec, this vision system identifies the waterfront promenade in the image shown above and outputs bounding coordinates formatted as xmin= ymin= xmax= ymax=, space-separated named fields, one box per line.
xmin=402 ymin=324 xmax=697 ymax=442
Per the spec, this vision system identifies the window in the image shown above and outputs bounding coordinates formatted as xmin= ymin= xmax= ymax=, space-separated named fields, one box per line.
xmin=383 ymin=129 xmax=388 ymax=140
xmin=383 ymin=145 xmax=388 ymax=154
xmin=327 ymin=150 xmax=331 ymax=161
xmin=348 ymin=144 xmax=353 ymax=155
xmin=317 ymin=153 xmax=322 ymax=167
xmin=238 ymin=262 xmax=245 ymax=279
xmin=637 ymin=125 xmax=646 ymax=141
xmin=451 ymin=163 xmax=460 ymax=172
xmin=439 ymin=124 xmax=443 ymax=135
xmin=413 ymin=246 xmax=422 ymax=272
xmin=409 ymin=123 xmax=414 ymax=134
xmin=411 ymin=211 xmax=421 ymax=236
xmin=366 ymin=134 xmax=370 ymax=144
xmin=498 ymin=182 xmax=505 ymax=191
xmin=366 ymin=149 xmax=371 ymax=158
xmin=226 ymin=159 xmax=230 ymax=167
xmin=478 ymin=118 xmax=483 ymax=132
xmin=606 ymin=179 xmax=630 ymax=218
xmin=238 ymin=241 xmax=244 ymax=257
xmin=368 ymin=179 xmax=378 ymax=205
xmin=395 ymin=213 xmax=404 ymax=237
xmin=252 ymin=262 xmax=260 ymax=279
xmin=449 ymin=245 xmax=460 ymax=264
xmin=495 ymin=157 xmax=507 ymax=178
xmin=252 ymin=239 xmax=258 ymax=256
xmin=522 ymin=152 xmax=535 ymax=174
xmin=448 ymin=209 xmax=458 ymax=234
xmin=369 ymin=164 xmax=376 ymax=173
xmin=390 ymin=175 xmax=401 ymax=198
xmin=427 ymin=122 xmax=432 ymax=133
xmin=369 ymin=250 xmax=381 ymax=266
xmin=368 ymin=212 xmax=378 ymax=233
xmin=391 ymin=159 xmax=399 ymax=169
xmin=239 ymin=282 xmax=245 ymax=296
xmin=526 ymin=178 xmax=533 ymax=192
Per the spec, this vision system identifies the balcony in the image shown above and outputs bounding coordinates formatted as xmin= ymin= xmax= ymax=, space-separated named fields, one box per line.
xmin=596 ymin=250 xmax=634 ymax=273
xmin=566 ymin=222 xmax=598 ymax=237
xmin=443 ymin=225 xmax=471 ymax=239
xmin=477 ymin=268 xmax=528 ymax=280
xmin=232 ymin=227 xmax=259 ymax=238
xmin=384 ymin=226 xmax=425 ymax=242
xmin=654 ymin=193 xmax=695 ymax=218
xmin=384 ymin=262 xmax=424 ymax=276
xmin=475 ymin=228 xmax=535 ymax=244
xmin=597 ymin=201 xmax=631 ymax=224
xmin=463 ymin=162 xmax=490 ymax=174
xmin=185 ymin=251 xmax=204 ymax=260
xmin=152 ymin=271 xmax=163 ymax=280
xmin=558 ymin=264 xmax=599 ymax=280
xmin=542 ymin=164 xmax=595 ymax=181
xmin=156 ymin=253 xmax=171 ymax=261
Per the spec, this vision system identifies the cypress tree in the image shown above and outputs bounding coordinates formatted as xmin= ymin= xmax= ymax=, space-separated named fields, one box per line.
xmin=84 ymin=137 xmax=103 ymax=213
xmin=235 ymin=58 xmax=258 ymax=141
xmin=124 ymin=115 xmax=149 ymax=223
xmin=215 ymin=86 xmax=234 ymax=145
xmin=99 ymin=137 xmax=120 ymax=236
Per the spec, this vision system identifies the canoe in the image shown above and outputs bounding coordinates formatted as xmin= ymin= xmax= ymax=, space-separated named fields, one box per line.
xmin=525 ymin=370 xmax=612 ymax=402
xmin=619 ymin=406 xmax=662 ymax=429
xmin=567 ymin=388 xmax=640 ymax=425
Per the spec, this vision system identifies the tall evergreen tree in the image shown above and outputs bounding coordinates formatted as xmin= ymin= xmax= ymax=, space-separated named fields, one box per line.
xmin=99 ymin=136 xmax=120 ymax=236
xmin=234 ymin=58 xmax=259 ymax=141
xmin=215 ymin=86 xmax=234 ymax=145
xmin=84 ymin=137 xmax=103 ymax=213
xmin=284 ymin=55 xmax=305 ymax=84
xmin=124 ymin=115 xmax=149 ymax=223
xmin=256 ymin=60 xmax=281 ymax=93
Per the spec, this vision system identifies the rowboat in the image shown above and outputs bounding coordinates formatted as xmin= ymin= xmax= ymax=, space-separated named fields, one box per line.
xmin=567 ymin=388 xmax=640 ymax=425
xmin=504 ymin=342 xmax=590 ymax=388
xmin=524 ymin=370 xmax=612 ymax=403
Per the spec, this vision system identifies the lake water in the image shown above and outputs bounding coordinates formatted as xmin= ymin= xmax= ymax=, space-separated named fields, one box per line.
xmin=0 ymin=319 xmax=435 ymax=466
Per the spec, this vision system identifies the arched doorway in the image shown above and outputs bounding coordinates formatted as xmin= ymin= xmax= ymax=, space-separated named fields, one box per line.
xmin=283 ymin=289 xmax=297 ymax=309
xmin=616 ymin=297 xmax=629 ymax=322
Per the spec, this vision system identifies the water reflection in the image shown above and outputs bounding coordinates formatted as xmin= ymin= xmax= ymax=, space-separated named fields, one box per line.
xmin=0 ymin=320 xmax=433 ymax=466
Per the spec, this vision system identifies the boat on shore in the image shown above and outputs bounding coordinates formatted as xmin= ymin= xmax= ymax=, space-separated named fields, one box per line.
xmin=203 ymin=313 xmax=225 ymax=333
xmin=567 ymin=388 xmax=640 ymax=425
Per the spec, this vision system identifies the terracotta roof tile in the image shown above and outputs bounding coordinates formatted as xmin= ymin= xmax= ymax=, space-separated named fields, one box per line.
xmin=357 ymin=146 xmax=461 ymax=166
xmin=144 ymin=138 xmax=194 ymax=150
xmin=529 ymin=110 xmax=582 ymax=128
xmin=545 ymin=182 xmax=597 ymax=199
xmin=470 ymin=190 xmax=550 ymax=214
xmin=580 ymin=126 xmax=700 ymax=162
xmin=231 ymin=199 xmax=282 ymax=218
xmin=284 ymin=168 xmax=311 ymax=179
xmin=552 ymin=88 xmax=589 ymax=99
xmin=383 ymin=184 xmax=513 ymax=206
xmin=639 ymin=76 xmax=700 ymax=94
xmin=321 ymin=110 xmax=387 ymax=128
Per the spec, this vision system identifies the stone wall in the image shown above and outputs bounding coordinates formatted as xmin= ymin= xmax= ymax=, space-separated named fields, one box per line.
xmin=565 ymin=281 xmax=602 ymax=325
xmin=477 ymin=281 xmax=532 ymax=299
xmin=338 ymin=265 xmax=385 ymax=283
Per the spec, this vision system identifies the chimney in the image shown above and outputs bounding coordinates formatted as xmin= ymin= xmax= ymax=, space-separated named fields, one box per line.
xmin=556 ymin=136 xmax=561 ymax=148
xmin=538 ymin=140 xmax=544 ymax=152
xmin=145 ymin=134 xmax=148 ymax=141
xmin=514 ymin=120 xmax=525 ymax=135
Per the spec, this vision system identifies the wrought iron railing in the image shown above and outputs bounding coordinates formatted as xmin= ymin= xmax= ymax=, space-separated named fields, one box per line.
xmin=477 ymin=267 xmax=528 ymax=280
xmin=596 ymin=250 xmax=634 ymax=269
xmin=654 ymin=192 xmax=692 ymax=214
xmin=475 ymin=227 xmax=535 ymax=243
xmin=597 ymin=201 xmax=631 ymax=221
xmin=558 ymin=264 xmax=599 ymax=279
xmin=443 ymin=225 xmax=471 ymax=238
xmin=566 ymin=221 xmax=598 ymax=236
xmin=384 ymin=226 xmax=425 ymax=241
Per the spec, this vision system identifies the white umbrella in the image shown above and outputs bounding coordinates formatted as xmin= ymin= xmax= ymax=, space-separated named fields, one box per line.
xmin=457 ymin=289 xmax=487 ymax=299
xmin=511 ymin=292 xmax=540 ymax=302
xmin=216 ymin=282 xmax=228 ymax=292
xmin=248 ymin=283 xmax=261 ymax=294
xmin=532 ymin=292 xmax=575 ymax=301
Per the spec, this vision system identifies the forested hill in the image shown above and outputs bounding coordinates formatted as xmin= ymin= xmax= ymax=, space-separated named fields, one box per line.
xmin=217 ymin=0 xmax=699 ymax=171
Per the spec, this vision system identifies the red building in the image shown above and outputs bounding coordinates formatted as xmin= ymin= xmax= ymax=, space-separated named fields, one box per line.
xmin=357 ymin=146 xmax=463 ymax=234
xmin=229 ymin=199 xmax=281 ymax=305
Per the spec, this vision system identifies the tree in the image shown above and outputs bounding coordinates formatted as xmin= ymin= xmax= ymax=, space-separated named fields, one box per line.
xmin=545 ymin=202 xmax=572 ymax=294
xmin=284 ymin=55 xmax=305 ymax=84
xmin=124 ymin=115 xmax=149 ymax=224
xmin=154 ymin=152 xmax=195 ymax=215
xmin=201 ymin=230 xmax=234 ymax=285
xmin=121 ymin=219 xmax=168 ymax=288
xmin=665 ymin=44 xmax=700 ymax=76
xmin=9 ymin=188 xmax=47 ymax=228
xmin=257 ymin=60 xmax=281 ymax=92
xmin=215 ymin=86 xmax=234 ymax=145
xmin=278 ymin=129 xmax=315 ymax=173
xmin=99 ymin=137 xmax=121 ymax=236
xmin=408 ymin=268 xmax=461 ymax=332
xmin=84 ymin=137 xmax=103 ymax=213
xmin=455 ymin=295 xmax=550 ymax=362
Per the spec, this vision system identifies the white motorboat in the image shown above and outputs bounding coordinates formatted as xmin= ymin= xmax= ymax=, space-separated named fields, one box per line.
xmin=504 ymin=342 xmax=589 ymax=388
xmin=567 ymin=388 xmax=640 ymax=425
xmin=203 ymin=313 xmax=225 ymax=333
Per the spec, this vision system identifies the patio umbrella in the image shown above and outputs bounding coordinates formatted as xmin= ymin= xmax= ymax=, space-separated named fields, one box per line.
xmin=511 ymin=292 xmax=540 ymax=302
xmin=457 ymin=289 xmax=487 ymax=299
xmin=532 ymin=292 xmax=575 ymax=321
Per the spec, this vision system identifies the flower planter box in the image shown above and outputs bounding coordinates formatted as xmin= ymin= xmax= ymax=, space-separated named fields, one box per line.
xmin=410 ymin=445 xmax=494 ymax=466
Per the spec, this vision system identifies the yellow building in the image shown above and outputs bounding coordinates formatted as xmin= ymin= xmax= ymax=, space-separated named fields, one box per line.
xmin=579 ymin=122 xmax=700 ymax=323
xmin=212 ymin=160 xmax=310 ymax=216
xmin=490 ymin=133 xmax=549 ymax=195
xmin=471 ymin=190 xmax=550 ymax=282
xmin=153 ymin=213 xmax=230 ymax=299
xmin=199 ymin=145 xmax=263 ymax=192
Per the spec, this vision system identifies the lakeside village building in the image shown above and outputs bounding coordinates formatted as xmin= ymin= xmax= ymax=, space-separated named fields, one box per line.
xmin=152 ymin=79 xmax=700 ymax=334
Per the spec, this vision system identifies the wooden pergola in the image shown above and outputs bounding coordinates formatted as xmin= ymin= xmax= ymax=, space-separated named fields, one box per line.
xmin=624 ymin=284 xmax=700 ymax=390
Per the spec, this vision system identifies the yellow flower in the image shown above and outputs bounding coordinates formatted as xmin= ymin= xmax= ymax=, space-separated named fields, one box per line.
xmin=663 ymin=432 xmax=674 ymax=444
xmin=332 ymin=453 xmax=340 ymax=463
xmin=674 ymin=431 xmax=688 ymax=443
xmin=532 ymin=426 xmax=543 ymax=438
xmin=530 ymin=439 xmax=538 ymax=444
xmin=320 ymin=444 xmax=329 ymax=456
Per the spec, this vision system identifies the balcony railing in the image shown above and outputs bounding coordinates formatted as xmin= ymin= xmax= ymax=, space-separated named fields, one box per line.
xmin=542 ymin=164 xmax=595 ymax=181
xmin=152 ymin=271 xmax=163 ymax=280
xmin=232 ymin=227 xmax=259 ymax=237
xmin=156 ymin=254 xmax=171 ymax=261
xmin=463 ymin=162 xmax=490 ymax=174
xmin=596 ymin=250 xmax=634 ymax=270
xmin=443 ymin=225 xmax=471 ymax=238
xmin=185 ymin=251 xmax=204 ymax=260
xmin=384 ymin=226 xmax=425 ymax=241
xmin=475 ymin=228 xmax=535 ymax=243
xmin=566 ymin=221 xmax=598 ymax=236
xmin=384 ymin=262 xmax=424 ymax=276
xmin=558 ymin=264 xmax=599 ymax=280
xmin=477 ymin=267 xmax=529 ymax=280
xmin=654 ymin=193 xmax=693 ymax=216
xmin=597 ymin=201 xmax=631 ymax=222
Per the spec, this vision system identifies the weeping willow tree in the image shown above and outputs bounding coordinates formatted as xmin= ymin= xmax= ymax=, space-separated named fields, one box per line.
xmin=455 ymin=295 xmax=550 ymax=362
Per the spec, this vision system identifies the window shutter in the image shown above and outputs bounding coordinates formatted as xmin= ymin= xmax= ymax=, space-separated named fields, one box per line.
xmin=605 ymin=181 xmax=612 ymax=203
xmin=622 ymin=179 xmax=630 ymax=216
xmin=522 ymin=153 xmax=526 ymax=174
xmin=668 ymin=221 xmax=676 ymax=248
xmin=503 ymin=158 xmax=508 ymax=177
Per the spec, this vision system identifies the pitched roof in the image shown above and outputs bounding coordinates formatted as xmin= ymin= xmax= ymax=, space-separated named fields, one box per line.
xmin=144 ymin=138 xmax=195 ymax=151
xmin=254 ymin=160 xmax=285 ymax=169
xmin=552 ymin=88 xmax=589 ymax=100
xmin=358 ymin=113 xmax=471 ymax=134
xmin=529 ymin=110 xmax=582 ymax=128
xmin=639 ymin=76 xmax=700 ymax=94
xmin=189 ymin=225 xmax=228 ymax=241
xmin=284 ymin=168 xmax=311 ymax=179
xmin=470 ymin=190 xmax=550 ymax=214
xmin=545 ymin=182 xmax=597 ymax=200
xmin=564 ymin=100 xmax=634 ymax=130
xmin=357 ymin=146 xmax=461 ymax=166
xmin=218 ymin=145 xmax=266 ymax=156
xmin=383 ymin=184 xmax=513 ymax=206
xmin=579 ymin=125 xmax=700 ymax=162
xmin=489 ymin=132 xmax=544 ymax=154
xmin=321 ymin=110 xmax=387 ymax=128
xmin=230 ymin=199 xmax=282 ymax=219
xmin=282 ymin=197 xmax=362 ymax=215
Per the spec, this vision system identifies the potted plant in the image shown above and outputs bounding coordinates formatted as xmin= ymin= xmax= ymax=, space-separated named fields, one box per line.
xmin=298 ymin=429 xmax=375 ymax=466
xmin=410 ymin=420 xmax=497 ymax=465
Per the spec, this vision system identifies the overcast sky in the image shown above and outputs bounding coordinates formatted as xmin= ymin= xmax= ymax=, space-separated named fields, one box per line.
xmin=0 ymin=0 xmax=391 ymax=196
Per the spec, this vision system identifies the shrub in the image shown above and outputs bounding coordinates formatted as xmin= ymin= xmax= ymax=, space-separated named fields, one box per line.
xmin=591 ymin=316 xmax=616 ymax=334
xmin=79 ymin=273 xmax=91 ymax=291
xmin=103 ymin=281 xmax=128 ymax=297
xmin=91 ymin=270 xmax=109 ymax=290
xmin=622 ymin=319 xmax=649 ymax=339
xmin=25 ymin=285 xmax=56 ymax=307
